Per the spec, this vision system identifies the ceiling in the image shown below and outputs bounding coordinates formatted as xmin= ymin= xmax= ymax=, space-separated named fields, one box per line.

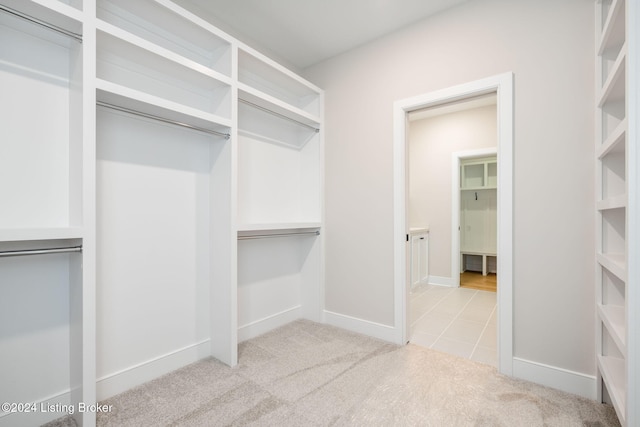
xmin=176 ymin=0 xmax=469 ymax=70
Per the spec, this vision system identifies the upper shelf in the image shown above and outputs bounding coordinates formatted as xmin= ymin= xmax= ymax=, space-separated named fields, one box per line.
xmin=598 ymin=43 xmax=626 ymax=108
xmin=598 ymin=118 xmax=626 ymax=159
xmin=238 ymin=83 xmax=321 ymax=130
xmin=237 ymin=222 xmax=321 ymax=233
xmin=0 ymin=0 xmax=83 ymax=39
xmin=598 ymin=0 xmax=625 ymax=57
xmin=0 ymin=227 xmax=83 ymax=243
xmin=97 ymin=24 xmax=232 ymax=121
xmin=238 ymin=48 xmax=322 ymax=117
xmin=96 ymin=79 xmax=231 ymax=137
xmin=97 ymin=0 xmax=232 ymax=77
xmin=97 ymin=20 xmax=232 ymax=87
xmin=597 ymin=252 xmax=627 ymax=282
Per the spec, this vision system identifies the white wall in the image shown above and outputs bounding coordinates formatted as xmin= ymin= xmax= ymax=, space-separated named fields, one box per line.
xmin=409 ymin=104 xmax=497 ymax=278
xmin=304 ymin=0 xmax=595 ymax=375
xmin=96 ymin=108 xmax=213 ymax=399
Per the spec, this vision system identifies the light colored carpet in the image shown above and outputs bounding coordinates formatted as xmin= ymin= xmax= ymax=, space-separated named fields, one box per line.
xmin=87 ymin=319 xmax=620 ymax=426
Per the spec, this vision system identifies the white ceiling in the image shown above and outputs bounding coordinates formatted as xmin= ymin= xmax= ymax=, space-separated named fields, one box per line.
xmin=176 ymin=0 xmax=469 ymax=70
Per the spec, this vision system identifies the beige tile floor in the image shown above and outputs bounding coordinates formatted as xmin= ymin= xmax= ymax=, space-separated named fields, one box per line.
xmin=409 ymin=283 xmax=497 ymax=367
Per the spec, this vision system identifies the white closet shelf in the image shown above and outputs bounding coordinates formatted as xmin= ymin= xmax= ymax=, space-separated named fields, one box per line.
xmin=97 ymin=20 xmax=232 ymax=86
xmin=97 ymin=79 xmax=232 ymax=135
xmin=0 ymin=0 xmax=83 ymax=36
xmin=98 ymin=0 xmax=232 ymax=76
xmin=238 ymin=47 xmax=321 ymax=108
xmin=598 ymin=118 xmax=626 ymax=159
xmin=0 ymin=227 xmax=83 ymax=242
xmin=597 ymin=355 xmax=626 ymax=425
xmin=237 ymin=222 xmax=321 ymax=233
xmin=597 ymin=252 xmax=627 ymax=282
xmin=598 ymin=44 xmax=626 ymax=107
xmin=597 ymin=194 xmax=627 ymax=210
xmin=599 ymin=304 xmax=626 ymax=355
xmin=598 ymin=0 xmax=625 ymax=56
xmin=238 ymin=83 xmax=321 ymax=129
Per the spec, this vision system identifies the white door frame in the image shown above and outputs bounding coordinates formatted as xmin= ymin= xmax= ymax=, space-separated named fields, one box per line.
xmin=452 ymin=147 xmax=497 ymax=288
xmin=393 ymin=72 xmax=514 ymax=376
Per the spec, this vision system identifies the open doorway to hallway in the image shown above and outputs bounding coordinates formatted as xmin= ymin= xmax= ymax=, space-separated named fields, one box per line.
xmin=406 ymin=94 xmax=497 ymax=366
xmin=393 ymin=72 xmax=514 ymax=376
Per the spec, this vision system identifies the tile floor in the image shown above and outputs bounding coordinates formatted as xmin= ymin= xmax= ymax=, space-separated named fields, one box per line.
xmin=409 ymin=283 xmax=497 ymax=367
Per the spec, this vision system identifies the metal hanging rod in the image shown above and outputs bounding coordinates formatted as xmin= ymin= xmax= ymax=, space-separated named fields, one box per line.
xmin=0 ymin=246 xmax=82 ymax=258
xmin=239 ymin=98 xmax=320 ymax=133
xmin=0 ymin=5 xmax=83 ymax=42
xmin=238 ymin=230 xmax=320 ymax=240
xmin=97 ymin=101 xmax=231 ymax=139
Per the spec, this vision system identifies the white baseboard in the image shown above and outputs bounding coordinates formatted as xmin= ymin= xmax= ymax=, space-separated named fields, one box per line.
xmin=428 ymin=275 xmax=455 ymax=287
xmin=0 ymin=389 xmax=71 ymax=427
xmin=323 ymin=310 xmax=398 ymax=343
xmin=238 ymin=305 xmax=302 ymax=342
xmin=512 ymin=357 xmax=596 ymax=399
xmin=97 ymin=339 xmax=211 ymax=401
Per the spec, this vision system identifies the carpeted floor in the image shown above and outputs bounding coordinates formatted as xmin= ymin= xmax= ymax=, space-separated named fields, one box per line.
xmin=47 ymin=319 xmax=620 ymax=426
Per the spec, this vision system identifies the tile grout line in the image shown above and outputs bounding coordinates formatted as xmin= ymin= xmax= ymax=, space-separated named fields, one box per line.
xmin=469 ymin=302 xmax=497 ymax=361
xmin=410 ymin=286 xmax=454 ymax=329
xmin=430 ymin=289 xmax=478 ymax=350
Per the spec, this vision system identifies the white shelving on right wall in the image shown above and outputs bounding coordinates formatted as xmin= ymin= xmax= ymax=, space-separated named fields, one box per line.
xmin=594 ymin=1 xmax=638 ymax=425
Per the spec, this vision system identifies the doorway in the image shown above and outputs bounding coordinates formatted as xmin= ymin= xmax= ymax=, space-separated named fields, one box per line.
xmin=455 ymin=149 xmax=498 ymax=292
xmin=407 ymin=100 xmax=498 ymax=365
xmin=393 ymin=73 xmax=514 ymax=376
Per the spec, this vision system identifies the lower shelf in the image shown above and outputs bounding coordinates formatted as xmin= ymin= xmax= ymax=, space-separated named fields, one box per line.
xmin=598 ymin=355 xmax=626 ymax=424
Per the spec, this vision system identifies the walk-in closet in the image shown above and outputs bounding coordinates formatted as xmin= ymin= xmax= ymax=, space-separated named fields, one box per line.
xmin=0 ymin=1 xmax=322 ymax=426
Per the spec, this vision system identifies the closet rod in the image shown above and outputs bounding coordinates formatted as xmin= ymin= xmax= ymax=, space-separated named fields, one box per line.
xmin=0 ymin=5 xmax=83 ymax=42
xmin=238 ymin=230 xmax=320 ymax=240
xmin=97 ymin=101 xmax=231 ymax=139
xmin=239 ymin=98 xmax=320 ymax=133
xmin=0 ymin=246 xmax=82 ymax=258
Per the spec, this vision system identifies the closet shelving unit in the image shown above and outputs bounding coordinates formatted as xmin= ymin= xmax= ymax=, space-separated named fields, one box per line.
xmin=460 ymin=157 xmax=497 ymax=276
xmin=0 ymin=0 xmax=93 ymax=426
xmin=94 ymin=0 xmax=239 ymax=397
xmin=95 ymin=0 xmax=232 ymax=133
xmin=2 ymin=0 xmax=323 ymax=425
xmin=595 ymin=0 xmax=638 ymax=425
xmin=235 ymin=45 xmax=324 ymax=343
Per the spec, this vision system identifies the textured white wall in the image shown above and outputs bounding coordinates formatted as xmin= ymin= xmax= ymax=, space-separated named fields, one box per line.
xmin=409 ymin=105 xmax=497 ymax=278
xmin=304 ymin=0 xmax=595 ymax=374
